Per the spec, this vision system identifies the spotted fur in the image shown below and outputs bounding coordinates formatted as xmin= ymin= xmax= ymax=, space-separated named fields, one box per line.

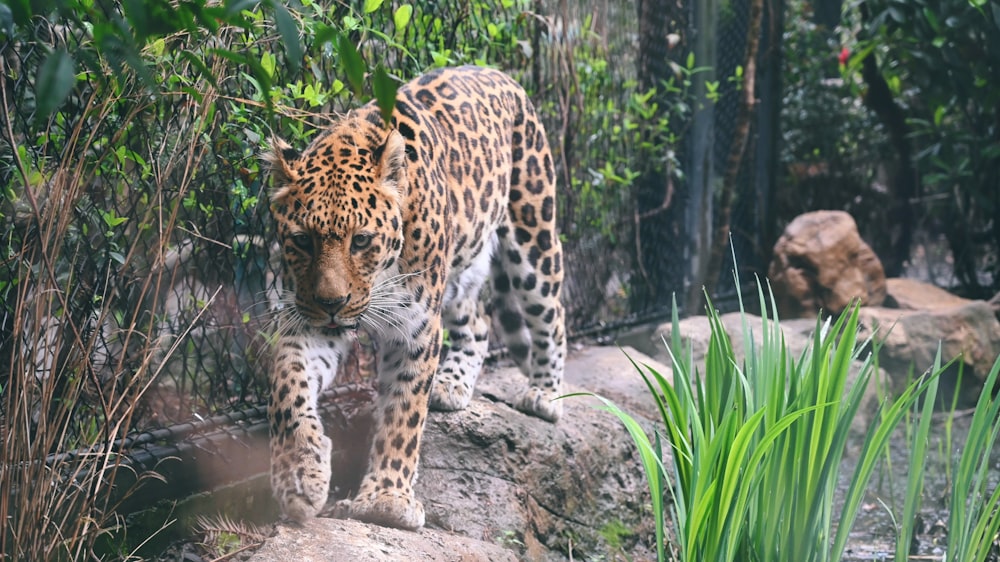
xmin=265 ymin=66 xmax=566 ymax=530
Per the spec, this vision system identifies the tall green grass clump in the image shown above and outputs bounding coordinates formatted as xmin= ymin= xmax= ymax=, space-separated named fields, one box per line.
xmin=944 ymin=354 xmax=1000 ymax=562
xmin=589 ymin=280 xmax=947 ymax=562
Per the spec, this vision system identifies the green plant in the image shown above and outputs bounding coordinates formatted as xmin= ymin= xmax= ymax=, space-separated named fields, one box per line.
xmin=560 ymin=33 xmax=707 ymax=243
xmin=496 ymin=529 xmax=525 ymax=549
xmin=195 ymin=514 xmax=267 ymax=559
xmin=581 ymin=274 xmax=947 ymax=562
xmin=598 ymin=520 xmax=633 ymax=551
xmin=847 ymin=0 xmax=1000 ymax=294
xmin=778 ymin=0 xmax=893 ymax=255
xmin=894 ymin=350 xmax=941 ymax=560
xmin=944 ymin=354 xmax=1000 ymax=562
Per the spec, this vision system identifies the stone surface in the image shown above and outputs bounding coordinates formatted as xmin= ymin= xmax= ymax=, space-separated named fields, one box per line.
xmin=249 ymin=346 xmax=667 ymax=562
xmin=646 ymin=311 xmax=884 ymax=434
xmin=248 ymin=517 xmax=518 ymax=561
xmin=769 ymin=210 xmax=886 ymax=318
xmin=858 ymin=301 xmax=1000 ymax=402
xmin=648 ymin=312 xmax=816 ymax=364
xmin=884 ymin=278 xmax=972 ymax=311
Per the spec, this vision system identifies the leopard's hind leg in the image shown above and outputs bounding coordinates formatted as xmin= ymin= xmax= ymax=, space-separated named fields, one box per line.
xmin=430 ymin=236 xmax=494 ymax=411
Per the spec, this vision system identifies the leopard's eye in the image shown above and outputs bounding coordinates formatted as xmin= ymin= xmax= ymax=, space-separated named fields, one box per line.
xmin=350 ymin=233 xmax=373 ymax=252
xmin=289 ymin=232 xmax=313 ymax=253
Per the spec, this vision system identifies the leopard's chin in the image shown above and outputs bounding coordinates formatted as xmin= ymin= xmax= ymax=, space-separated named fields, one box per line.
xmin=322 ymin=320 xmax=358 ymax=335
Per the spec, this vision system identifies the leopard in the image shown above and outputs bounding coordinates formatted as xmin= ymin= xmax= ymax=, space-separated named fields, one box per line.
xmin=264 ymin=65 xmax=566 ymax=530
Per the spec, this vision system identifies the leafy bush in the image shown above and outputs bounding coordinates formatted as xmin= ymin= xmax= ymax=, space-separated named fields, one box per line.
xmin=778 ymin=0 xmax=893 ymax=254
xmin=849 ymin=0 xmax=1000 ymax=294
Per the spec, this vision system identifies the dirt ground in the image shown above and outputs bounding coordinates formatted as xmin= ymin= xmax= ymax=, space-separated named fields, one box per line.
xmin=840 ymin=410 xmax=1000 ymax=561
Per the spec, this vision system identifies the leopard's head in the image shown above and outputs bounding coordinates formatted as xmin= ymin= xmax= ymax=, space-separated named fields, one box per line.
xmin=266 ymin=118 xmax=408 ymax=333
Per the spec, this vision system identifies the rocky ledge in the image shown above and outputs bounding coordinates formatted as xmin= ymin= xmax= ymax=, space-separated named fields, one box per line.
xmin=250 ymin=345 xmax=665 ymax=562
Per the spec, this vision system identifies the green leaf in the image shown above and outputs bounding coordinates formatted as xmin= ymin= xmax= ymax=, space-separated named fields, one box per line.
xmin=270 ymin=2 xmax=302 ymax=71
xmin=393 ymin=4 xmax=413 ymax=33
xmin=923 ymin=7 xmax=941 ymax=32
xmin=102 ymin=212 xmax=128 ymax=227
xmin=313 ymin=23 xmax=338 ymax=47
xmin=372 ymin=64 xmax=399 ymax=126
xmin=180 ymin=85 xmax=203 ymax=103
xmin=337 ymin=34 xmax=367 ymax=97
xmin=934 ymin=105 xmax=946 ymax=126
xmin=35 ymin=48 xmax=76 ymax=119
xmin=363 ymin=0 xmax=383 ymax=13
xmin=224 ymin=0 xmax=258 ymax=17
xmin=261 ymin=52 xmax=276 ymax=79
xmin=579 ymin=392 xmax=668 ymax=562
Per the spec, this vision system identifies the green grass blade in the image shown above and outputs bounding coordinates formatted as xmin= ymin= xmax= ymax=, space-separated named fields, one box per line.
xmin=831 ymin=368 xmax=944 ymax=559
xmin=895 ymin=347 xmax=941 ymax=561
xmin=578 ymin=393 xmax=669 ymax=562
xmin=948 ymin=354 xmax=1000 ymax=562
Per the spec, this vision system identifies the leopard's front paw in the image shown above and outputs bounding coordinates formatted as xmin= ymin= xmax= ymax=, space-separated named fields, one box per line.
xmin=338 ymin=486 xmax=425 ymax=530
xmin=516 ymin=386 xmax=563 ymax=422
xmin=429 ymin=375 xmax=474 ymax=412
xmin=271 ymin=433 xmax=332 ymax=522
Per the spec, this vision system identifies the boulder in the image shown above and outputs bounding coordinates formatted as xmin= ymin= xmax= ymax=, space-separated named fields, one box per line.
xmin=769 ymin=210 xmax=886 ymax=318
xmin=884 ymin=278 xmax=972 ymax=311
xmin=248 ymin=518 xmax=518 ymax=562
xmin=650 ymin=312 xmax=818 ymax=361
xmin=858 ymin=301 xmax=1000 ymax=403
xmin=648 ymin=311 xmax=883 ymax=434
xmin=249 ymin=346 xmax=667 ymax=562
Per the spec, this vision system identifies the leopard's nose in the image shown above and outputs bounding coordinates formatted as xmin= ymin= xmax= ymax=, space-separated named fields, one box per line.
xmin=316 ymin=295 xmax=350 ymax=315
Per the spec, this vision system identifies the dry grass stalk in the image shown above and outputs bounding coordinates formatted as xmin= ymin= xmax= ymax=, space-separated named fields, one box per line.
xmin=1 ymin=39 xmax=226 ymax=559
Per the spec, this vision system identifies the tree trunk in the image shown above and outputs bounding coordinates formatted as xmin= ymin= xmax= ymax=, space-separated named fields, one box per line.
xmin=858 ymin=2 xmax=915 ymax=279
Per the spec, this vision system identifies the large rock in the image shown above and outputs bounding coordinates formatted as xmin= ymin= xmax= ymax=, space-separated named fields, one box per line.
xmin=769 ymin=210 xmax=886 ymax=318
xmin=647 ymin=312 xmax=817 ymax=364
xmin=647 ymin=311 xmax=884 ymax=434
xmin=884 ymin=278 xmax=972 ymax=311
xmin=249 ymin=518 xmax=518 ymax=561
xmin=250 ymin=346 xmax=667 ymax=562
xmin=858 ymin=300 xmax=1000 ymax=403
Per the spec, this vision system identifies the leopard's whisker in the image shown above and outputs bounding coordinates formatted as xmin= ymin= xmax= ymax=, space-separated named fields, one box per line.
xmin=360 ymin=302 xmax=410 ymax=340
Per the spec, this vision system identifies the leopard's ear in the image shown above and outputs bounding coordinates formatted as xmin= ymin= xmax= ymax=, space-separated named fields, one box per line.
xmin=376 ymin=129 xmax=408 ymax=202
xmin=264 ymin=137 xmax=300 ymax=201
